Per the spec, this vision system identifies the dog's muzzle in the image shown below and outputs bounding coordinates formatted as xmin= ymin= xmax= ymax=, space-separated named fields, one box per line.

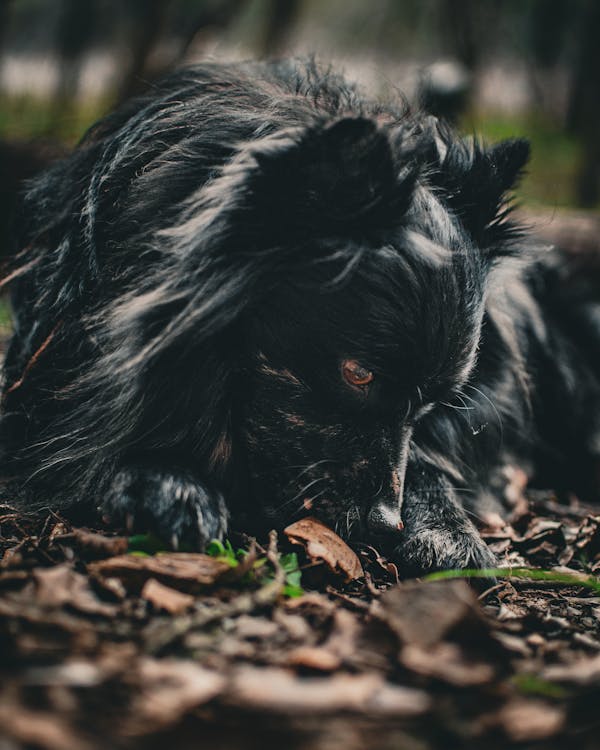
xmin=367 ymin=499 xmax=404 ymax=533
xmin=366 ymin=426 xmax=411 ymax=534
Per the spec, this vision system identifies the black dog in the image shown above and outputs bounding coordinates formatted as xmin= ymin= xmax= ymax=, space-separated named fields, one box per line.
xmin=2 ymin=60 xmax=600 ymax=574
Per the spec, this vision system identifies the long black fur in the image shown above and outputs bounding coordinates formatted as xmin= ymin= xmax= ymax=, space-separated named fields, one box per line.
xmin=2 ymin=59 xmax=600 ymax=573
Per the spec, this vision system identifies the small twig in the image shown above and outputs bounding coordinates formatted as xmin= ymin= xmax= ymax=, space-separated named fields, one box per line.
xmin=477 ymin=582 xmax=506 ymax=601
xmin=326 ymin=588 xmax=371 ymax=612
xmin=0 ymin=253 xmax=37 ymax=290
xmin=5 ymin=322 xmax=62 ymax=396
xmin=145 ymin=530 xmax=286 ymax=655
xmin=364 ymin=570 xmax=382 ymax=598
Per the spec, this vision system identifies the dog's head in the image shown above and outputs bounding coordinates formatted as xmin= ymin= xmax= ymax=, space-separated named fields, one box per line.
xmin=225 ymin=117 xmax=530 ymax=537
xmin=119 ymin=113 xmax=528 ymax=540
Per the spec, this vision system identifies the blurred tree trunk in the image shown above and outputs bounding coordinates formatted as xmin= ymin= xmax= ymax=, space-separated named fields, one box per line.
xmin=438 ymin=0 xmax=482 ymax=71
xmin=116 ymin=0 xmax=172 ymax=103
xmin=55 ymin=0 xmax=97 ymax=102
xmin=526 ymin=0 xmax=572 ymax=117
xmin=0 ymin=0 xmax=14 ymax=43
xmin=567 ymin=0 xmax=600 ymax=208
xmin=259 ymin=0 xmax=301 ymax=57
xmin=116 ymin=0 xmax=249 ymax=104
xmin=172 ymin=0 xmax=247 ymax=66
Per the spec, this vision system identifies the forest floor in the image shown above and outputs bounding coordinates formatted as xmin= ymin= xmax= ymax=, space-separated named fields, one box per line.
xmin=2 ymin=486 xmax=600 ymax=750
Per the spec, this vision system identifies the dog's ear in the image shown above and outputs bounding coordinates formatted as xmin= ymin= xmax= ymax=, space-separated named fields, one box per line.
xmin=252 ymin=117 xmax=416 ymax=237
xmin=433 ymin=133 xmax=530 ymax=253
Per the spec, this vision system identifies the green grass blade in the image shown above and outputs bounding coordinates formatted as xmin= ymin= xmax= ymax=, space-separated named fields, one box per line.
xmin=424 ymin=567 xmax=600 ymax=593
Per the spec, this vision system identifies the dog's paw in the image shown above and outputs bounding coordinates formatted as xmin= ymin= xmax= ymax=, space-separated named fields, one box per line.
xmin=391 ymin=525 xmax=496 ymax=579
xmin=100 ymin=467 xmax=228 ymax=549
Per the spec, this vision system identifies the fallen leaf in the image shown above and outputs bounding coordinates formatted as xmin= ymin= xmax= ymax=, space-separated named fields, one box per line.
xmin=54 ymin=529 xmax=128 ymax=560
xmin=0 ymin=701 xmax=91 ymax=750
xmin=497 ymin=699 xmax=565 ymax=741
xmin=141 ymin=578 xmax=195 ymax=614
xmin=400 ymin=642 xmax=495 ymax=686
xmin=380 ymin=580 xmax=487 ymax=648
xmin=234 ymin=614 xmax=279 ymax=640
xmin=125 ymin=658 xmax=225 ymax=733
xmin=542 ymin=653 xmax=600 ymax=685
xmin=287 ymin=646 xmax=341 ymax=671
xmin=31 ymin=564 xmax=118 ymax=617
xmin=284 ymin=517 xmax=363 ymax=582
xmin=89 ymin=553 xmax=232 ymax=594
xmin=322 ymin=607 xmax=362 ymax=662
xmin=22 ymin=660 xmax=103 ymax=687
xmin=226 ymin=666 xmax=430 ymax=716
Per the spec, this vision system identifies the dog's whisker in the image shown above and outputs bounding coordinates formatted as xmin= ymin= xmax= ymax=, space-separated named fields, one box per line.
xmin=372 ymin=478 xmax=385 ymax=499
xmin=291 ymin=459 xmax=336 ymax=484
xmin=464 ymin=384 xmax=504 ymax=444
xmin=251 ymin=458 xmax=336 ymax=481
xmin=277 ymin=476 xmax=328 ymax=512
xmin=290 ymin=488 xmax=329 ymax=519
xmin=464 ymin=506 xmax=490 ymax=524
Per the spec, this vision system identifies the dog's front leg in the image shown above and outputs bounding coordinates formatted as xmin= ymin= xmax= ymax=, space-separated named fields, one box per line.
xmin=391 ymin=461 xmax=496 ymax=576
xmin=101 ymin=466 xmax=228 ymax=549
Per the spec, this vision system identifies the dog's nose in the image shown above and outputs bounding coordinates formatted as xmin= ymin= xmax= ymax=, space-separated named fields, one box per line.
xmin=367 ymin=500 xmax=404 ymax=534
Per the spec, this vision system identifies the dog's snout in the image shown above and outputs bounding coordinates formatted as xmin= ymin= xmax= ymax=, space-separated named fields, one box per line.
xmin=367 ymin=499 xmax=404 ymax=534
xmin=367 ymin=458 xmax=407 ymax=534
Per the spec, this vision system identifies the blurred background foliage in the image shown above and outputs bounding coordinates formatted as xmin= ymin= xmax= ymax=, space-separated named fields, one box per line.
xmin=0 ymin=0 xmax=599 ymax=264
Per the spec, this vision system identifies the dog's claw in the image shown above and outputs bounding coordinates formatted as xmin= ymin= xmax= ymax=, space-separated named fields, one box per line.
xmin=101 ymin=467 xmax=228 ymax=550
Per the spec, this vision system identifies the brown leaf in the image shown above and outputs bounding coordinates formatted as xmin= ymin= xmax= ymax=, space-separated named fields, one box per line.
xmin=400 ymin=642 xmax=495 ymax=686
xmin=379 ymin=580 xmax=486 ymax=648
xmin=323 ymin=607 xmax=362 ymax=661
xmin=141 ymin=578 xmax=195 ymax=614
xmin=575 ymin=515 xmax=600 ymax=559
xmin=125 ymin=658 xmax=225 ymax=733
xmin=88 ymin=552 xmax=232 ymax=594
xmin=497 ymin=699 xmax=565 ymax=741
xmin=226 ymin=666 xmax=430 ymax=716
xmin=234 ymin=614 xmax=279 ymax=640
xmin=287 ymin=646 xmax=341 ymax=671
xmin=0 ymin=702 xmax=91 ymax=750
xmin=542 ymin=653 xmax=600 ymax=685
xmin=359 ymin=545 xmax=400 ymax=586
xmin=54 ymin=529 xmax=128 ymax=560
xmin=284 ymin=517 xmax=363 ymax=581
xmin=31 ymin=564 xmax=118 ymax=617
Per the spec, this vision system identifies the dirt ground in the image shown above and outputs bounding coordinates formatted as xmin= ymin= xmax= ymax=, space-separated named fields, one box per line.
xmin=2 ymin=486 xmax=600 ymax=750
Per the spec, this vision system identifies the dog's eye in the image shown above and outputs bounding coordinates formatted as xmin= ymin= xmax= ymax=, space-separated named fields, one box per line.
xmin=341 ymin=359 xmax=374 ymax=389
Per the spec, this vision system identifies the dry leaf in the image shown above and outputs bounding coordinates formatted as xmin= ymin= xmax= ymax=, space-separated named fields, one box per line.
xmin=380 ymin=580 xmax=484 ymax=648
xmin=284 ymin=517 xmax=363 ymax=581
xmin=0 ymin=703 xmax=91 ymax=750
xmin=400 ymin=642 xmax=495 ymax=686
xmin=141 ymin=578 xmax=195 ymax=614
xmin=542 ymin=653 xmax=600 ymax=685
xmin=287 ymin=646 xmax=341 ymax=671
xmin=32 ymin=565 xmax=118 ymax=617
xmin=226 ymin=666 xmax=430 ymax=716
xmin=54 ymin=529 xmax=128 ymax=560
xmin=498 ymin=699 xmax=565 ymax=741
xmin=125 ymin=658 xmax=225 ymax=733
xmin=89 ymin=553 xmax=232 ymax=593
